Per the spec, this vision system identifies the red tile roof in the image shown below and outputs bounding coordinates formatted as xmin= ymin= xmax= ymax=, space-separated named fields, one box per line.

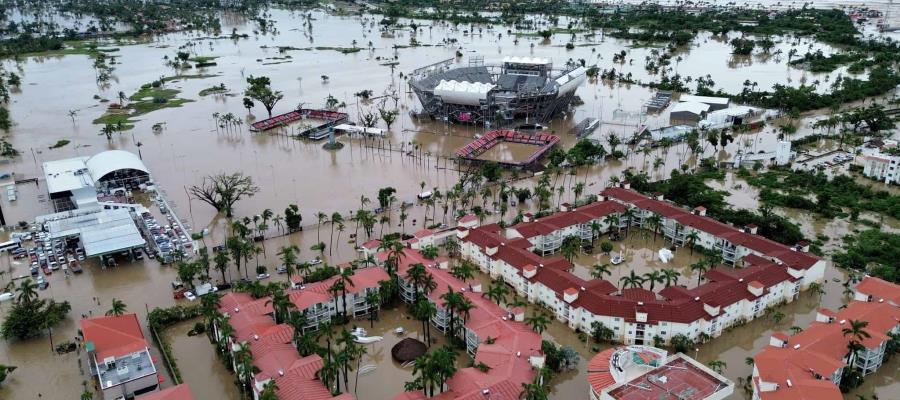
xmin=463 ymin=212 xmax=798 ymax=326
xmin=137 ymin=385 xmax=194 ymax=400
xmin=603 ymin=188 xmax=820 ymax=270
xmin=856 ymin=276 xmax=900 ymax=304
xmin=80 ymin=314 xmax=148 ymax=361
xmin=511 ymin=201 xmax=625 ymax=238
xmin=754 ymin=299 xmax=900 ymax=400
xmin=586 ymin=348 xmax=617 ymax=394
xmin=384 ymin=247 xmax=542 ymax=399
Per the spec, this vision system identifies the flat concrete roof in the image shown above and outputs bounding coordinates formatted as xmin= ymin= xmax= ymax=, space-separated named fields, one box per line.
xmin=43 ymin=157 xmax=92 ymax=194
xmin=43 ymin=208 xmax=145 ymax=257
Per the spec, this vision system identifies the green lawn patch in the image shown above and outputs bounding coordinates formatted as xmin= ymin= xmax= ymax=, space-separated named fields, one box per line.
xmin=49 ymin=139 xmax=70 ymax=149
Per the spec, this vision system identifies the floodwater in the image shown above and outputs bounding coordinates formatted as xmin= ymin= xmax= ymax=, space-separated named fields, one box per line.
xmin=0 ymin=5 xmax=897 ymax=400
xmin=571 ymin=233 xmax=705 ymax=288
xmin=347 ymin=306 xmax=464 ymax=400
xmin=475 ymin=141 xmax=542 ymax=163
xmin=164 ymin=319 xmax=240 ymax=400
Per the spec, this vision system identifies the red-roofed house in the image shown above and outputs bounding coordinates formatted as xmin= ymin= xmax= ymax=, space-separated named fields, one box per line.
xmin=752 ymin=289 xmax=900 ymax=400
xmin=137 ymin=384 xmax=194 ymax=400
xmin=854 ymin=276 xmax=900 ymax=306
xmin=80 ymin=314 xmax=159 ymax=399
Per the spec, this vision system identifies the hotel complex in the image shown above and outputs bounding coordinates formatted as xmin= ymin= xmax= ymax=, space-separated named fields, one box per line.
xmin=454 ymin=185 xmax=826 ymax=346
xmin=751 ymin=277 xmax=900 ymax=400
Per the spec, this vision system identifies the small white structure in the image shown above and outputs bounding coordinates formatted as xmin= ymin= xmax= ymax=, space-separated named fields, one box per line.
xmin=555 ymin=66 xmax=587 ymax=97
xmin=434 ymin=80 xmax=494 ymax=106
xmin=678 ymin=94 xmax=730 ymax=111
xmin=333 ymin=124 xmax=386 ymax=137
xmin=698 ymin=106 xmax=760 ymax=129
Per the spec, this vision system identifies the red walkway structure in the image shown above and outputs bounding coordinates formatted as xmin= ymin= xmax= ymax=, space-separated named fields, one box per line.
xmin=250 ymin=108 xmax=348 ymax=138
xmin=455 ymin=129 xmax=560 ymax=167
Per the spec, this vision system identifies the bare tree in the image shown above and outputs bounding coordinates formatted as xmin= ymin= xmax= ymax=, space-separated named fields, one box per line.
xmin=189 ymin=172 xmax=260 ymax=218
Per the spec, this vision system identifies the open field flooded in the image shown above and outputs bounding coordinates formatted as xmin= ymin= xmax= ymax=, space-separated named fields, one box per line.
xmin=0 ymin=4 xmax=897 ymax=400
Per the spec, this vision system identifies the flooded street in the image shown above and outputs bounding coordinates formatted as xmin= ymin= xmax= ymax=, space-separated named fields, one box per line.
xmin=0 ymin=5 xmax=897 ymax=400
xmin=164 ymin=319 xmax=240 ymax=400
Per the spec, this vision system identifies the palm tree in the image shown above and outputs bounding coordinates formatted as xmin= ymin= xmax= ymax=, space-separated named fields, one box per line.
xmin=643 ymin=270 xmax=665 ymax=291
xmin=707 ymin=359 xmax=727 ymax=374
xmin=603 ymin=214 xmax=620 ymax=234
xmin=259 ymin=380 xmax=279 ymax=400
xmin=525 ymin=312 xmax=551 ymax=334
xmin=15 ymin=279 xmax=38 ymax=304
xmin=619 ymin=270 xmax=645 ymax=289
xmin=440 ymin=287 xmax=463 ymax=339
xmin=690 ymin=261 xmax=709 ymax=287
xmin=233 ymin=343 xmax=255 ymax=393
xmin=265 ymin=288 xmax=295 ymax=324
xmin=414 ymin=298 xmax=438 ymax=346
xmin=405 ymin=263 xmax=428 ymax=303
xmin=646 ymin=214 xmax=662 ymax=241
xmin=591 ymin=263 xmax=612 ymax=279
xmin=105 ymin=298 xmax=127 ymax=316
xmin=449 ymin=261 xmax=475 ymax=282
xmin=685 ymin=231 xmax=700 ymax=254
xmin=214 ymin=250 xmax=230 ymax=285
xmin=621 ymin=208 xmax=636 ymax=237
xmin=483 ymin=283 xmax=509 ymax=305
xmin=842 ymin=319 xmax=871 ymax=369
xmin=277 ymin=244 xmax=300 ymax=284
xmin=365 ymin=290 xmax=381 ymax=328
xmin=328 ymin=212 xmax=343 ymax=256
xmin=336 ymin=268 xmax=355 ymax=318
xmin=316 ymin=212 xmax=328 ymax=243
xmin=661 ymin=268 xmax=681 ymax=287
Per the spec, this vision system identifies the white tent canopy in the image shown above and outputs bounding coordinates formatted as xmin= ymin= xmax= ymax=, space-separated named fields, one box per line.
xmin=434 ymin=80 xmax=495 ymax=106
xmin=85 ymin=150 xmax=149 ymax=185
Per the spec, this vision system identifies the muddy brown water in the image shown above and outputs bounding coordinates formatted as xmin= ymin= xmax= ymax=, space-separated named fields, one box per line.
xmin=0 ymin=6 xmax=897 ymax=400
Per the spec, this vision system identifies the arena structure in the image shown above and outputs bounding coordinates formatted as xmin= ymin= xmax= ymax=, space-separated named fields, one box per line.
xmin=455 ymin=129 xmax=560 ymax=168
xmin=410 ymin=56 xmax=587 ymax=125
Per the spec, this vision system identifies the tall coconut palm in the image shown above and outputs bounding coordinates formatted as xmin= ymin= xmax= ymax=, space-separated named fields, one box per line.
xmin=591 ymin=263 xmax=612 ymax=279
xmin=685 ymin=230 xmax=700 ymax=254
xmin=405 ymin=262 xmax=427 ymax=302
xmin=14 ymin=279 xmax=38 ymax=304
xmin=105 ymin=298 xmax=127 ymax=316
xmin=842 ymin=319 xmax=872 ymax=369
xmin=525 ymin=312 xmax=551 ymax=334
xmin=265 ymin=287 xmax=295 ymax=324
xmin=449 ymin=261 xmax=475 ymax=282
xmin=643 ymin=270 xmax=665 ymax=291
xmin=336 ymin=268 xmax=355 ymax=318
xmin=646 ymin=214 xmax=662 ymax=241
xmin=214 ymin=250 xmax=231 ymax=285
xmin=690 ymin=261 xmax=710 ymax=287
xmin=316 ymin=212 xmax=328 ymax=243
xmin=234 ymin=343 xmax=255 ymax=393
xmin=619 ymin=270 xmax=645 ymax=290
xmin=277 ymin=244 xmax=299 ymax=284
xmin=483 ymin=283 xmax=509 ymax=305
xmin=661 ymin=268 xmax=681 ymax=287
xmin=365 ymin=290 xmax=381 ymax=328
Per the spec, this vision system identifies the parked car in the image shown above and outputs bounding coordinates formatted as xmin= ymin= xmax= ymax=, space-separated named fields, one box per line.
xmin=257 ymin=273 xmax=271 ymax=280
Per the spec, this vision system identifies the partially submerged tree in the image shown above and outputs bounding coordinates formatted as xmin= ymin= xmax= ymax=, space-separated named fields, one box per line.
xmin=245 ymin=75 xmax=283 ymax=118
xmin=189 ymin=172 xmax=260 ymax=218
